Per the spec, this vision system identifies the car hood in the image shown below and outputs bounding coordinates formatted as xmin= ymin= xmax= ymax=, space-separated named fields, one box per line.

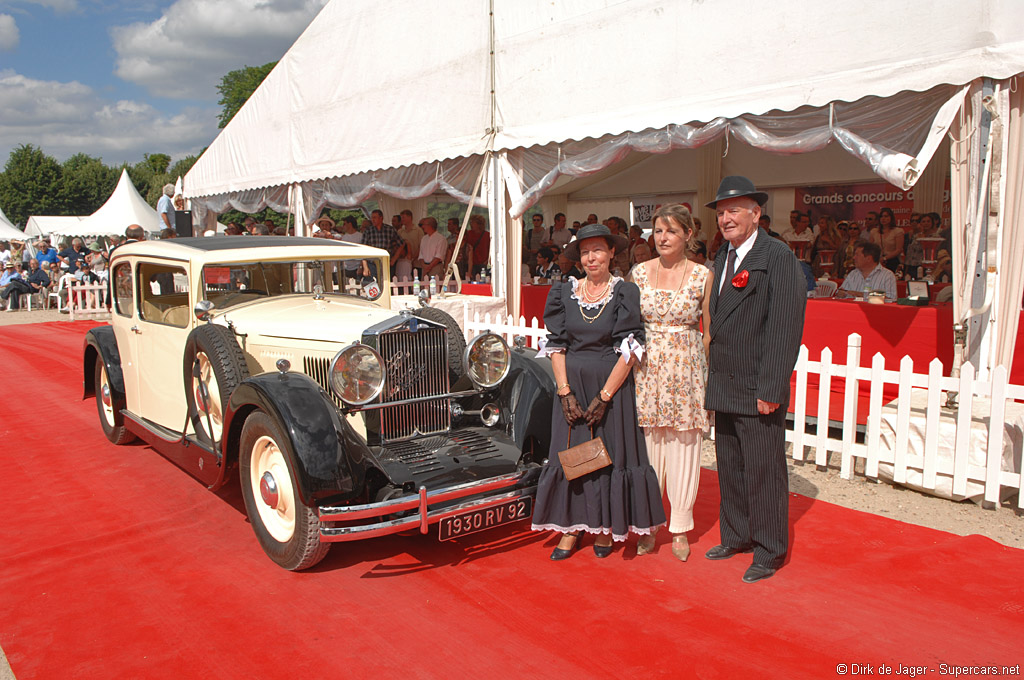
xmin=213 ymin=295 xmax=401 ymax=344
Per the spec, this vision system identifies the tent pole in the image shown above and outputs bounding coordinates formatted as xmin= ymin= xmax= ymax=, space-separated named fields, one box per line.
xmin=963 ymin=79 xmax=995 ymax=379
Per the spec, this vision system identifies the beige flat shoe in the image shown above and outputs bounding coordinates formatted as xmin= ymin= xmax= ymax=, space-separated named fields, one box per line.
xmin=636 ymin=533 xmax=657 ymax=556
xmin=671 ymin=534 xmax=691 ymax=562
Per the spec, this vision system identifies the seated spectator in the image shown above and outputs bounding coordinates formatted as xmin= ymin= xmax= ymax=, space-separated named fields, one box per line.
xmin=811 ymin=216 xmax=843 ymax=277
xmin=58 ymin=237 xmax=89 ymax=273
xmin=782 ymin=213 xmax=815 ymax=261
xmin=687 ymin=240 xmax=711 ymax=274
xmin=160 ymin=228 xmax=177 ymax=240
xmin=905 ymin=212 xmax=941 ymax=278
xmin=75 ymin=259 xmax=102 ymax=285
xmin=1 ymin=260 xmax=27 ymax=310
xmin=628 ymin=225 xmax=652 ymax=266
xmin=837 ymin=241 xmax=897 ymax=301
xmin=533 ymin=247 xmax=560 ymax=280
xmin=0 ymin=241 xmax=9 ymax=265
xmin=225 ymin=222 xmax=243 ymax=236
xmin=930 ymin=249 xmax=953 ymax=283
xmin=34 ymin=240 xmax=58 ymax=269
xmin=523 ymin=214 xmax=548 ymax=270
xmin=758 ymin=214 xmax=780 ymax=238
xmin=556 ymin=250 xmax=584 ymax=280
xmin=24 ymin=257 xmax=50 ymax=299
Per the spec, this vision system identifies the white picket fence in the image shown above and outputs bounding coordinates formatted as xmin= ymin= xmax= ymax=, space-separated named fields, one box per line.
xmin=462 ymin=309 xmax=1024 ymax=508
xmin=68 ymin=281 xmax=110 ymax=320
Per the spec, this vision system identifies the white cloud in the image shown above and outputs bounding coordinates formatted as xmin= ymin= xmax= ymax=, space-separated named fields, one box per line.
xmin=0 ymin=14 xmax=19 ymax=50
xmin=111 ymin=0 xmax=329 ymax=100
xmin=0 ymin=69 xmax=218 ymax=165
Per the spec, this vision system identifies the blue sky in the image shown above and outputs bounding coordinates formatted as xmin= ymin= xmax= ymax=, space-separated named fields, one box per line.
xmin=0 ymin=0 xmax=328 ymax=166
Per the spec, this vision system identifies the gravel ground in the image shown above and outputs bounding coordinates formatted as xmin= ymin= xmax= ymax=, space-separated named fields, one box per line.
xmin=3 ymin=308 xmax=1021 ymax=552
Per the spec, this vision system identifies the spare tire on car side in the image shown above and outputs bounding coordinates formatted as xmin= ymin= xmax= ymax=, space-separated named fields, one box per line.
xmin=183 ymin=324 xmax=250 ymax=446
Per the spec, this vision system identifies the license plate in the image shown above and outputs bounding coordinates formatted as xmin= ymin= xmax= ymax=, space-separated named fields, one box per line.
xmin=438 ymin=497 xmax=533 ymax=541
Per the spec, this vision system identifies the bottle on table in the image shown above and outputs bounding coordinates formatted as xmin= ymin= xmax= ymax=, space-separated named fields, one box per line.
xmin=413 ymin=273 xmax=420 ymax=295
xmin=429 ymin=275 xmax=438 ymax=296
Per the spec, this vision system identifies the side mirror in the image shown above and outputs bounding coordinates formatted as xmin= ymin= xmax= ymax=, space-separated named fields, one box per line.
xmin=194 ymin=299 xmax=215 ymax=322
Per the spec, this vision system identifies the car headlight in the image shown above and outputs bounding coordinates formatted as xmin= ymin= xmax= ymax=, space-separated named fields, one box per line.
xmin=329 ymin=343 xmax=385 ymax=406
xmin=464 ymin=332 xmax=511 ymax=388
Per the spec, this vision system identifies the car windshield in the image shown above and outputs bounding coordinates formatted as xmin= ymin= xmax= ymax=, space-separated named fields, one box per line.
xmin=201 ymin=257 xmax=388 ymax=309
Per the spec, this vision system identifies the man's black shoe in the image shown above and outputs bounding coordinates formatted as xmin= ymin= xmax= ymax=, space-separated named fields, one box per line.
xmin=704 ymin=544 xmax=752 ymax=560
xmin=742 ymin=564 xmax=777 ymax=583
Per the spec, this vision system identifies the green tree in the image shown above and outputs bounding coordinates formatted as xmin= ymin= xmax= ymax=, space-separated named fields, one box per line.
xmin=0 ymin=144 xmax=63 ymax=226
xmin=168 ymin=155 xmax=199 ymax=183
xmin=143 ymin=153 xmax=171 ymax=175
xmin=217 ymin=62 xmax=277 ymax=129
xmin=59 ymin=153 xmax=118 ymax=215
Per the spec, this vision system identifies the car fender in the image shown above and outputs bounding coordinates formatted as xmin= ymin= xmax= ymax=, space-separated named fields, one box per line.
xmin=225 ymin=372 xmax=364 ymax=506
xmin=498 ymin=349 xmax=556 ymax=458
xmin=83 ymin=325 xmax=125 ymax=401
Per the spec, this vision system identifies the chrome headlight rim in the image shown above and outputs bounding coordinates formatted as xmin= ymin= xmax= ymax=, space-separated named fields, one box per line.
xmin=463 ymin=332 xmax=511 ymax=389
xmin=328 ymin=342 xmax=386 ymax=406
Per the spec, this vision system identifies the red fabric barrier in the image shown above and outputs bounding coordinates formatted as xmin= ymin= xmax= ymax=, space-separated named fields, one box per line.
xmin=460 ymin=283 xmax=549 ymax=324
xmin=794 ymin=299 xmax=955 ymax=423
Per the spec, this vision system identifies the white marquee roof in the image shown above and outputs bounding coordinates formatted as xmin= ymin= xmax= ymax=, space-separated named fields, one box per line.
xmin=0 ymin=205 xmax=25 ymax=240
xmin=186 ymin=0 xmax=1024 ymax=199
xmin=53 ymin=169 xmax=161 ymax=237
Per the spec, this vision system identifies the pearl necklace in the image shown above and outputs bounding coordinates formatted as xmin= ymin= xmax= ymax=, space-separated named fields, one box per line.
xmin=653 ymin=258 xmax=690 ymax=318
xmin=579 ymin=277 xmax=612 ymax=324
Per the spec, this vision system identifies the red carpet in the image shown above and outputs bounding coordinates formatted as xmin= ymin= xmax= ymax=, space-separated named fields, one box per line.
xmin=2 ymin=321 xmax=1022 ymax=679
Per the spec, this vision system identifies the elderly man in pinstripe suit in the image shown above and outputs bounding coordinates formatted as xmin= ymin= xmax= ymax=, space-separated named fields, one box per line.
xmin=704 ymin=176 xmax=806 ymax=583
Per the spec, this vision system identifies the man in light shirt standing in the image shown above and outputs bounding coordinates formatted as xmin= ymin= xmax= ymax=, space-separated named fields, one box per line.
xmin=837 ymin=240 xmax=897 ymax=301
xmin=414 ymin=217 xmax=447 ymax=279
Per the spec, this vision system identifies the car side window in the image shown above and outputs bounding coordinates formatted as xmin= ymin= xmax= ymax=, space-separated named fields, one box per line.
xmin=137 ymin=262 xmax=190 ymax=328
xmin=113 ymin=262 xmax=133 ymax=317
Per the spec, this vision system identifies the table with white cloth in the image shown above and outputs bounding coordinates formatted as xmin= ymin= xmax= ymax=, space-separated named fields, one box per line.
xmin=390 ymin=293 xmax=507 ymax=335
xmin=876 ymin=388 xmax=1024 ymax=501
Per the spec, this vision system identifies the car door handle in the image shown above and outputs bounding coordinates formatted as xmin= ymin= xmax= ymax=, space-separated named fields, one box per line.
xmin=130 ymin=325 xmax=141 ymax=334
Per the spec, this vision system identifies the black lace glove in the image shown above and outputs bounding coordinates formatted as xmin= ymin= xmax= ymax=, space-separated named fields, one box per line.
xmin=583 ymin=395 xmax=610 ymax=426
xmin=559 ymin=392 xmax=584 ymax=425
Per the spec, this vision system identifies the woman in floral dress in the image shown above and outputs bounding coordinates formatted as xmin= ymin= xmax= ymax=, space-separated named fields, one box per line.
xmin=630 ymin=203 xmax=712 ymax=561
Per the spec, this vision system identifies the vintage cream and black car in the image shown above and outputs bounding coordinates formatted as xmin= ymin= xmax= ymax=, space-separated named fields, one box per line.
xmin=83 ymin=236 xmax=554 ymax=570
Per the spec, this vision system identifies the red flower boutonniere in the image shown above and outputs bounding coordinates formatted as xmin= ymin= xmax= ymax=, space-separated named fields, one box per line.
xmin=732 ymin=270 xmax=749 ymax=288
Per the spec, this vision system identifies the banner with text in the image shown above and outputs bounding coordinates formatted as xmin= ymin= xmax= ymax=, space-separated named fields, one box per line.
xmin=794 ymin=181 xmax=950 ymax=229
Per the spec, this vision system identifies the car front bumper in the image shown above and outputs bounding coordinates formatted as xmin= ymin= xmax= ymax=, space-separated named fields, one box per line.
xmin=316 ymin=468 xmax=540 ymax=541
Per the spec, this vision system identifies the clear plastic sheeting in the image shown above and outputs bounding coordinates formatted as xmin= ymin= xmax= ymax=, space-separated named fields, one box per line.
xmin=190 ymin=156 xmax=487 ymax=226
xmin=507 ymin=85 xmax=968 ymax=217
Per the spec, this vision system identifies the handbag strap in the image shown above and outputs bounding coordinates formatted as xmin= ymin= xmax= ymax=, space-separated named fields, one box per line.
xmin=568 ymin=423 xmax=595 ymax=448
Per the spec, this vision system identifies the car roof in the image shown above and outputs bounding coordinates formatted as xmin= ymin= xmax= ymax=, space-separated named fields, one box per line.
xmin=110 ymin=236 xmax=388 ymax=264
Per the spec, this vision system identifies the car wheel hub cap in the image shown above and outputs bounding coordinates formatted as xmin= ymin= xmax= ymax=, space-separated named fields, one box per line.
xmin=250 ymin=435 xmax=295 ymax=543
xmin=259 ymin=471 xmax=279 ymax=509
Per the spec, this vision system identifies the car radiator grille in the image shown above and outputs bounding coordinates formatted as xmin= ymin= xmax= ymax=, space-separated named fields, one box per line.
xmin=377 ymin=327 xmax=451 ymax=441
xmin=302 ymin=326 xmax=451 ymax=442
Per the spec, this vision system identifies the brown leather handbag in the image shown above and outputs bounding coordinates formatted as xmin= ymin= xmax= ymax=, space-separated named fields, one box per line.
xmin=558 ymin=429 xmax=611 ymax=480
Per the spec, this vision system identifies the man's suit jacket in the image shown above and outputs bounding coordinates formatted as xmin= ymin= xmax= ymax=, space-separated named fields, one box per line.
xmin=705 ymin=229 xmax=806 ymax=416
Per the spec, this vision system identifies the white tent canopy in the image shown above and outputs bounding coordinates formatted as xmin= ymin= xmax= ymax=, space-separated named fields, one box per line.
xmin=184 ymin=0 xmax=1024 ymax=375
xmin=186 ymin=0 xmax=1024 ymax=200
xmin=0 ymin=205 xmax=25 ymax=241
xmin=24 ymin=216 xmax=85 ymax=238
xmin=52 ymin=169 xmax=161 ymax=237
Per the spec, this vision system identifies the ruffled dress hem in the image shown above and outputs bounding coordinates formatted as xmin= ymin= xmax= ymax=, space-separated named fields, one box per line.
xmin=530 ymin=522 xmax=666 ymax=543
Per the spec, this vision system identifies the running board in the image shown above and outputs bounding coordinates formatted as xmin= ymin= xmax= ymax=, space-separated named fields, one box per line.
xmin=121 ymin=411 xmax=224 ymax=489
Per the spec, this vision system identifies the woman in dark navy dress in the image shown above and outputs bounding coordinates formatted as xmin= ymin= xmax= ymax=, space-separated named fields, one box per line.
xmin=530 ymin=224 xmax=666 ymax=559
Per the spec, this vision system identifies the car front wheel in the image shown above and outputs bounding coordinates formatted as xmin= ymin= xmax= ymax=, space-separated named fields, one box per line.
xmin=239 ymin=410 xmax=330 ymax=571
xmin=94 ymin=357 xmax=135 ymax=445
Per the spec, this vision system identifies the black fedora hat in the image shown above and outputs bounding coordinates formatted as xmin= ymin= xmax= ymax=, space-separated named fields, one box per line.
xmin=562 ymin=224 xmax=629 ymax=261
xmin=705 ymin=175 xmax=769 ymax=209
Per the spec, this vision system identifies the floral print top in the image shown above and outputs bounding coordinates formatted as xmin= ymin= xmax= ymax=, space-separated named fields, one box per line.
xmin=631 ymin=261 xmax=709 ymax=431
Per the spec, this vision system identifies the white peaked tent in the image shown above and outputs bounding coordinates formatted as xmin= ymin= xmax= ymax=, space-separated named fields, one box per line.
xmin=52 ymin=169 xmax=161 ymax=237
xmin=184 ymin=0 xmax=1024 ymax=376
xmin=24 ymin=216 xmax=86 ymax=238
xmin=0 ymin=205 xmax=26 ymax=241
